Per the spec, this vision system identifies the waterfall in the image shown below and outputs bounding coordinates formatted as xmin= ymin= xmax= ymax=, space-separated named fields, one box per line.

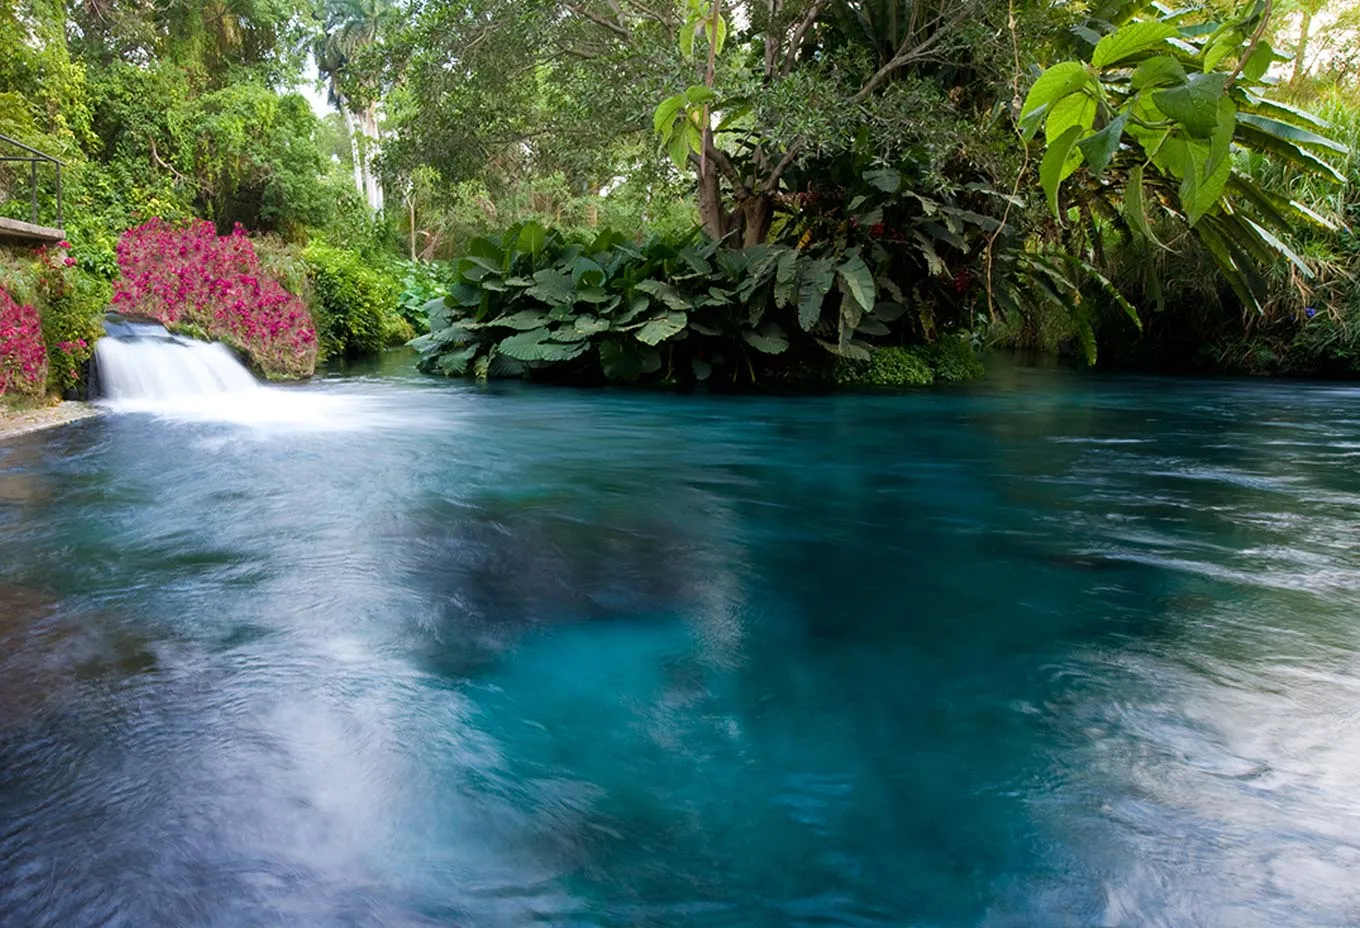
xmin=94 ymin=323 xmax=261 ymax=402
xmin=91 ymin=317 xmax=381 ymax=430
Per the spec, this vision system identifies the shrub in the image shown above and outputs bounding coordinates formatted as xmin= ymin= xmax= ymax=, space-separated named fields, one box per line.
xmin=111 ymin=218 xmax=318 ymax=379
xmin=0 ymin=288 xmax=48 ymax=396
xmin=834 ymin=347 xmax=935 ymax=387
xmin=35 ymin=242 xmax=106 ymax=395
xmin=302 ymin=242 xmax=407 ymax=359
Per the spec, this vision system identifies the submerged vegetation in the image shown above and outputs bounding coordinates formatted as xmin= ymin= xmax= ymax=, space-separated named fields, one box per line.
xmin=0 ymin=0 xmax=1357 ymax=393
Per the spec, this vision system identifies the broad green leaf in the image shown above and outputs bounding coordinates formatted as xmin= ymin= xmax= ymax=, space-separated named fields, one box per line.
xmin=1045 ymin=92 xmax=1097 ymax=144
xmin=743 ymin=324 xmax=789 ymax=354
xmin=526 ymin=269 xmax=576 ymax=305
xmin=574 ymin=315 xmax=611 ymax=335
xmin=774 ymin=248 xmax=798 ymax=307
xmin=691 ymin=358 xmax=711 ymax=381
xmin=1077 ymin=110 xmax=1129 ymax=176
xmin=496 ymin=328 xmax=549 ymax=359
xmin=467 ymin=237 xmax=503 ymax=265
xmin=1091 ymin=21 xmax=1178 ymax=68
xmin=517 ymin=222 xmax=547 ymax=261
xmin=493 ymin=310 xmax=551 ymax=330
xmin=1130 ymin=55 xmax=1187 ymax=90
xmin=1153 ymin=73 xmax=1226 ymax=137
xmin=836 ymin=254 xmax=876 ymax=314
xmin=1020 ymin=62 xmax=1094 ymax=121
xmin=1202 ymin=28 xmax=1242 ymax=71
xmin=1242 ymin=41 xmax=1274 ymax=82
xmin=634 ymin=279 xmax=692 ymax=311
xmin=1235 ymin=112 xmax=1349 ymax=154
xmin=571 ymin=257 xmax=606 ymax=287
xmin=653 ymin=93 xmax=686 ymax=136
xmin=1041 ymin=124 xmax=1086 ymax=217
xmin=863 ymin=167 xmax=902 ymax=192
xmin=797 ymin=257 xmax=835 ymax=331
xmin=636 ymin=312 xmax=688 ymax=345
xmin=683 ymin=84 xmax=718 ymax=105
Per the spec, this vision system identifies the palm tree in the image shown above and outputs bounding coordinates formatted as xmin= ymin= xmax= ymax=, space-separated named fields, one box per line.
xmin=315 ymin=0 xmax=396 ymax=210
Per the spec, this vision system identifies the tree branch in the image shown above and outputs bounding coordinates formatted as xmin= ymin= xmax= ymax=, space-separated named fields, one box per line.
xmin=780 ymin=0 xmax=829 ymax=77
xmin=762 ymin=137 xmax=804 ymax=192
xmin=849 ymin=8 xmax=969 ymax=103
xmin=567 ymin=3 xmax=633 ymax=39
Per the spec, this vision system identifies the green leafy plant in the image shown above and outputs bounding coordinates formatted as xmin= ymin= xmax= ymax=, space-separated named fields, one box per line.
xmin=303 ymin=242 xmax=410 ymax=359
xmin=1020 ymin=0 xmax=1348 ymax=313
xmin=412 ymin=219 xmax=951 ymax=385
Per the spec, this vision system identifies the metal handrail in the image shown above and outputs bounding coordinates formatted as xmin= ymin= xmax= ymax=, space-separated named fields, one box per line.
xmin=0 ymin=132 xmax=64 ymax=229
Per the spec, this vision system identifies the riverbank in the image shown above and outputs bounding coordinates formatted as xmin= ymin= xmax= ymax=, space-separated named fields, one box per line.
xmin=0 ymin=400 xmax=97 ymax=441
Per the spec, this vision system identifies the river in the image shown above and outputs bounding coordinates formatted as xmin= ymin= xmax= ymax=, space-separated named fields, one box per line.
xmin=2 ymin=356 xmax=1358 ymax=926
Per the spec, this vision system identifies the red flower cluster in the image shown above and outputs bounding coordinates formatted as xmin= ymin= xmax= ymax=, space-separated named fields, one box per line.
xmin=111 ymin=219 xmax=318 ymax=379
xmin=0 ymin=289 xmax=48 ymax=396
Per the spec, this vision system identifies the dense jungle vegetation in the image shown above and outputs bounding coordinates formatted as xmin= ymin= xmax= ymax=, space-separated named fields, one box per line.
xmin=0 ymin=0 xmax=1357 ymax=393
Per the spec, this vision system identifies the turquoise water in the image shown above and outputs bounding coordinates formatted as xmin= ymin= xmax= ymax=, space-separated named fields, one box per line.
xmin=3 ymin=358 xmax=1360 ymax=926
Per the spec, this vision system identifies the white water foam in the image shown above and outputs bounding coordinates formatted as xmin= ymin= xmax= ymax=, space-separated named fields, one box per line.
xmin=93 ymin=327 xmax=383 ymax=430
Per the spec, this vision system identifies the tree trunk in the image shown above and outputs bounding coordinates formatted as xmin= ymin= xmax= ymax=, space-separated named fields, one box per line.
xmin=1292 ymin=9 xmax=1312 ymax=86
xmin=408 ymin=194 xmax=416 ymax=260
xmin=740 ymin=194 xmax=773 ymax=246
xmin=360 ymin=107 xmax=384 ymax=212
xmin=339 ymin=104 xmax=366 ymax=200
xmin=697 ymin=151 xmax=727 ymax=241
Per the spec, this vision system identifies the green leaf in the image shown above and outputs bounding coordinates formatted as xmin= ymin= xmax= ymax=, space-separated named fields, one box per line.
xmin=526 ymin=269 xmax=576 ymax=305
xmin=1045 ymin=91 xmax=1097 ymax=144
xmin=1235 ymin=112 xmax=1349 ymax=154
xmin=1234 ymin=124 xmax=1347 ymax=183
xmin=1020 ymin=62 xmax=1094 ymax=123
xmin=599 ymin=340 xmax=643 ymax=381
xmin=636 ymin=312 xmax=688 ymax=345
xmin=863 ymin=167 xmax=902 ymax=192
xmin=467 ymin=236 xmax=503 ymax=266
xmin=1130 ymin=55 xmax=1187 ymax=90
xmin=1077 ymin=111 xmax=1129 ymax=176
xmin=634 ymin=279 xmax=692 ymax=311
xmin=1041 ymin=124 xmax=1086 ymax=217
xmin=1091 ymin=21 xmax=1178 ymax=67
xmin=797 ymin=257 xmax=835 ymax=331
xmin=571 ymin=257 xmax=606 ymax=287
xmin=774 ymin=248 xmax=799 ymax=307
xmin=574 ymin=315 xmax=611 ymax=335
xmin=743 ymin=324 xmax=789 ymax=354
xmin=1153 ymin=73 xmax=1227 ymax=137
xmin=836 ymin=254 xmax=876 ymax=314
xmin=1242 ymin=41 xmax=1274 ymax=82
xmin=496 ymin=328 xmax=549 ymax=359
xmin=1241 ymin=215 xmax=1312 ymax=277
xmin=691 ymin=358 xmax=712 ymax=381
xmin=654 ymin=93 xmax=686 ymax=136
xmin=1123 ymin=163 xmax=1160 ymax=245
xmin=494 ymin=310 xmax=551 ymax=330
xmin=1202 ymin=27 xmax=1243 ymax=71
xmin=517 ymin=222 xmax=547 ymax=261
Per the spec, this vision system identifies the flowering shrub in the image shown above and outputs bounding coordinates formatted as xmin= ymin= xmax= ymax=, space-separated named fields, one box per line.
xmin=111 ymin=218 xmax=318 ymax=379
xmin=35 ymin=242 xmax=103 ymax=395
xmin=0 ymin=288 xmax=48 ymax=396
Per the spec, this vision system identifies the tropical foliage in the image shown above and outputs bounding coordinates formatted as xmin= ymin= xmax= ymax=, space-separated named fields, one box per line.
xmin=1022 ymin=0 xmax=1347 ymax=313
